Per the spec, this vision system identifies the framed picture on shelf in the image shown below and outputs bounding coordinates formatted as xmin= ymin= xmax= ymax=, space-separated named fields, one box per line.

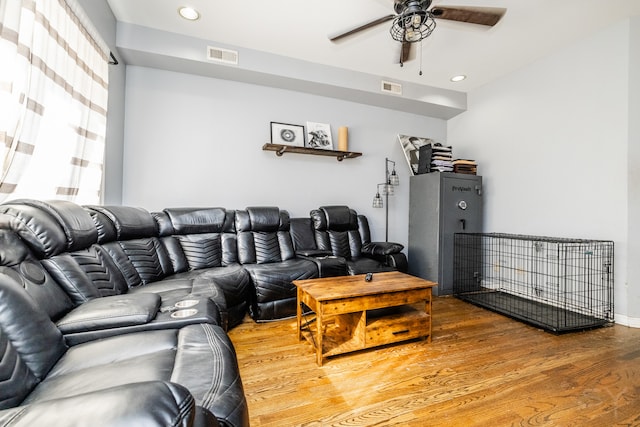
xmin=270 ymin=122 xmax=305 ymax=147
xmin=306 ymin=122 xmax=333 ymax=150
xmin=398 ymin=134 xmax=435 ymax=176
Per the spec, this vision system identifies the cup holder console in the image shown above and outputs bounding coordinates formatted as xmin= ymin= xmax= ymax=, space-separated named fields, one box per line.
xmin=171 ymin=308 xmax=198 ymax=319
xmin=174 ymin=299 xmax=199 ymax=308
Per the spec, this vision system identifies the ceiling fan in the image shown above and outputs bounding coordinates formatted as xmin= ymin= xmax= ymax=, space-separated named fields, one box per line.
xmin=329 ymin=0 xmax=506 ymax=65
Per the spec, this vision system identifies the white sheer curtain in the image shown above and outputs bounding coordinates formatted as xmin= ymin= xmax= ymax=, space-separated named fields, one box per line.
xmin=0 ymin=0 xmax=109 ymax=204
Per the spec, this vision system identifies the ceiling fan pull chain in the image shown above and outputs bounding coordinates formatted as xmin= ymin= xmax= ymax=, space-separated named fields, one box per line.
xmin=419 ymin=39 xmax=423 ymax=76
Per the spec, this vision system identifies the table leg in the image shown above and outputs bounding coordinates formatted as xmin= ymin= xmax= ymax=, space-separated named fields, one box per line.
xmin=297 ymin=288 xmax=302 ymax=341
xmin=316 ymin=309 xmax=323 ymax=366
xmin=426 ymin=291 xmax=432 ymax=343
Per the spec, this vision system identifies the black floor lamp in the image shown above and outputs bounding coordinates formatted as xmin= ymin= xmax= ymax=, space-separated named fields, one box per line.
xmin=372 ymin=158 xmax=400 ymax=241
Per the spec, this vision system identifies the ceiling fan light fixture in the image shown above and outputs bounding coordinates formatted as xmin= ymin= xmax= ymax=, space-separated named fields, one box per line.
xmin=178 ymin=6 xmax=200 ymax=21
xmin=405 ymin=28 xmax=420 ymax=42
xmin=390 ymin=11 xmax=436 ymax=43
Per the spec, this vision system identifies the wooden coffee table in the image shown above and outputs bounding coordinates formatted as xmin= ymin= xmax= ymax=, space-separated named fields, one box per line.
xmin=294 ymin=271 xmax=437 ymax=366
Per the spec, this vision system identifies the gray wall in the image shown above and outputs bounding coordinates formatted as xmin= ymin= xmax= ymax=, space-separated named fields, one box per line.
xmin=77 ymin=0 xmax=125 ymax=204
xmin=628 ymin=16 xmax=640 ymax=322
xmin=122 ymin=66 xmax=449 ymax=247
xmin=448 ymin=18 xmax=638 ymax=324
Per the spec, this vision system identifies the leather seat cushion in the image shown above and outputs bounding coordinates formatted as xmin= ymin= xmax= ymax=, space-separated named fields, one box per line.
xmin=22 ymin=324 xmax=247 ymax=427
xmin=243 ymin=258 xmax=317 ymax=321
xmin=242 ymin=259 xmax=316 ymax=304
xmin=190 ymin=265 xmax=251 ymax=308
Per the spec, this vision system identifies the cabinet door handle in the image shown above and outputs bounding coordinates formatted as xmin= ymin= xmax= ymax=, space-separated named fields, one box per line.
xmin=392 ymin=329 xmax=410 ymax=335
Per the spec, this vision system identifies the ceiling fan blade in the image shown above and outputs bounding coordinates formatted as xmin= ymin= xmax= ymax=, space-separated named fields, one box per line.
xmin=329 ymin=14 xmax=396 ymax=41
xmin=430 ymin=6 xmax=506 ymax=27
xmin=399 ymin=41 xmax=412 ymax=64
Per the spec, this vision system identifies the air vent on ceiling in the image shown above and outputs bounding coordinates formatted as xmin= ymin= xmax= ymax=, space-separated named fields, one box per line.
xmin=206 ymin=46 xmax=238 ymax=65
xmin=381 ymin=80 xmax=402 ymax=95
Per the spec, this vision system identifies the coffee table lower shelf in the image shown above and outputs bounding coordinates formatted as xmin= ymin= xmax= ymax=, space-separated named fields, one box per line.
xmin=299 ymin=304 xmax=431 ymax=364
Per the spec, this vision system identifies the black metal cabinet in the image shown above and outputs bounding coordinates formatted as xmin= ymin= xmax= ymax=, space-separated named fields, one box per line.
xmin=408 ymin=172 xmax=483 ymax=295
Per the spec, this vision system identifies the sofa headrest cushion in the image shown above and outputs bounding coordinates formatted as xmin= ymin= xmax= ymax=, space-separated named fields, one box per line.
xmin=164 ymin=207 xmax=232 ymax=234
xmin=0 ymin=205 xmax=67 ymax=258
xmin=9 ymin=199 xmax=98 ymax=252
xmin=320 ymin=206 xmax=356 ymax=231
xmin=151 ymin=211 xmax=174 ymax=237
xmin=242 ymin=207 xmax=287 ymax=232
xmin=86 ymin=206 xmax=158 ymax=240
xmin=85 ymin=208 xmax=118 ymax=243
xmin=310 ymin=206 xmax=356 ymax=232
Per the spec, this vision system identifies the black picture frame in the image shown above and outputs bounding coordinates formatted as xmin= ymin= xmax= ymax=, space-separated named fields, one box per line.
xmin=270 ymin=122 xmax=305 ymax=147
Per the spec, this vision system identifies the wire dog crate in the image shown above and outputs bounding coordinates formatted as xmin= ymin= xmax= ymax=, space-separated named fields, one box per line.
xmin=453 ymin=233 xmax=614 ymax=333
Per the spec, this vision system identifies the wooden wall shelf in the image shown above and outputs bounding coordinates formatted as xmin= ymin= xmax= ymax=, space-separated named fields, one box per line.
xmin=262 ymin=143 xmax=362 ymax=161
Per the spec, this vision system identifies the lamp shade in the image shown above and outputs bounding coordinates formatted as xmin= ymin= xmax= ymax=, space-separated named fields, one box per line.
xmin=389 ymin=170 xmax=399 ymax=186
xmin=372 ymin=192 xmax=383 ymax=208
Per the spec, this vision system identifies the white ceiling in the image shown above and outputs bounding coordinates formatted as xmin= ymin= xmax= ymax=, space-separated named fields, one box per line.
xmin=106 ymin=0 xmax=640 ymax=92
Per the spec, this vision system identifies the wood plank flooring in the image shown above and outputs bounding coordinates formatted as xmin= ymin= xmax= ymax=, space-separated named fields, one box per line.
xmin=227 ymin=296 xmax=640 ymax=426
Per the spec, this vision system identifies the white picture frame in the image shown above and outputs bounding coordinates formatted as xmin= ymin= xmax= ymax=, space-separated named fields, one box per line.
xmin=305 ymin=122 xmax=333 ymax=150
xmin=398 ymin=134 xmax=435 ymax=175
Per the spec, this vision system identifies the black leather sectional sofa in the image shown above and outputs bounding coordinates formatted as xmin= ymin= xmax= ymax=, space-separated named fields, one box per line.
xmin=0 ymin=200 xmax=407 ymax=426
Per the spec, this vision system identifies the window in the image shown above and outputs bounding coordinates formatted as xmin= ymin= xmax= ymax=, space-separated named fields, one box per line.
xmin=0 ymin=0 xmax=110 ymax=204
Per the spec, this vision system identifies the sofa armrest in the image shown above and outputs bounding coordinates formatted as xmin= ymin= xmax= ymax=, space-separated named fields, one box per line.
xmin=0 ymin=381 xmax=216 ymax=427
xmin=384 ymin=252 xmax=409 ymax=273
xmin=296 ymin=249 xmax=333 ymax=257
xmin=56 ymin=293 xmax=161 ymax=334
xmin=361 ymin=241 xmax=404 ymax=256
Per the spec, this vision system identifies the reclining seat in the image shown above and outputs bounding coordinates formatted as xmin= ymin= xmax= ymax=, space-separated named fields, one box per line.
xmin=357 ymin=215 xmax=408 ymax=272
xmin=6 ymin=199 xmax=134 ymax=302
xmin=236 ymin=207 xmax=318 ymax=321
xmin=0 ymin=201 xmax=135 ymax=327
xmin=0 ymin=273 xmax=248 ymax=427
xmin=85 ymin=205 xmax=226 ymax=312
xmin=84 ymin=204 xmax=188 ymax=298
xmin=289 ymin=216 xmax=348 ymax=277
xmin=153 ymin=207 xmax=251 ymax=329
xmin=310 ymin=206 xmax=397 ymax=275
xmin=0 ymin=227 xmax=76 ymax=325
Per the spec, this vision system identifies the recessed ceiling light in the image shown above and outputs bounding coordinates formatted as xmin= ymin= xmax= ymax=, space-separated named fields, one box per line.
xmin=450 ymin=75 xmax=467 ymax=82
xmin=178 ymin=6 xmax=200 ymax=21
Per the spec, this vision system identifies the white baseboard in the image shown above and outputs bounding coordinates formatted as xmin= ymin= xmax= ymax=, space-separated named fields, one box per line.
xmin=614 ymin=314 xmax=640 ymax=328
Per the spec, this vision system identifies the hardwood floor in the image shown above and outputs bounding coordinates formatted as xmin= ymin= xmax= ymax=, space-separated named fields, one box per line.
xmin=227 ymin=297 xmax=640 ymax=426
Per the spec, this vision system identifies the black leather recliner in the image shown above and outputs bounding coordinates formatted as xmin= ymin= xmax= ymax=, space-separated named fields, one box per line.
xmin=235 ymin=207 xmax=318 ymax=321
xmin=357 ymin=214 xmax=409 ymax=272
xmin=309 ymin=205 xmax=407 ymax=275
xmin=0 ymin=273 xmax=246 ymax=426
xmin=290 ymin=216 xmax=349 ymax=277
xmin=152 ymin=207 xmax=251 ymax=329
